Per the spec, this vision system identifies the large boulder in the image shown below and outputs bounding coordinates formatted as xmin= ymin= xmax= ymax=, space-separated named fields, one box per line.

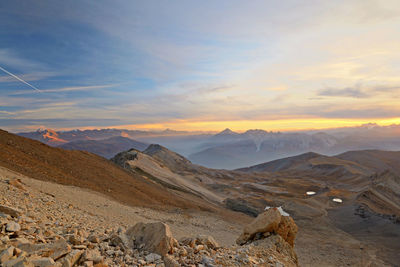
xmin=126 ymin=222 xmax=175 ymax=256
xmin=236 ymin=207 xmax=298 ymax=247
xmin=236 ymin=208 xmax=282 ymax=245
xmin=276 ymin=215 xmax=298 ymax=247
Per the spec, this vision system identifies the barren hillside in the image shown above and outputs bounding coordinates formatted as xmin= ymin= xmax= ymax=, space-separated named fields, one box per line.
xmin=0 ymin=129 xmax=217 ymax=211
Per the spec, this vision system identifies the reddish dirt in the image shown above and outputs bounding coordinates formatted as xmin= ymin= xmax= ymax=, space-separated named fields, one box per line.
xmin=0 ymin=129 xmax=219 ymax=211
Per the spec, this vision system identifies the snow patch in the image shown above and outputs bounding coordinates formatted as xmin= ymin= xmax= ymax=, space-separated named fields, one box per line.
xmin=306 ymin=191 xmax=316 ymax=195
xmin=332 ymin=198 xmax=343 ymax=203
xmin=264 ymin=206 xmax=290 ymax=216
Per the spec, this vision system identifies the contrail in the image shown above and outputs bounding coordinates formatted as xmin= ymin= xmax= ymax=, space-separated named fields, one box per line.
xmin=0 ymin=65 xmax=42 ymax=93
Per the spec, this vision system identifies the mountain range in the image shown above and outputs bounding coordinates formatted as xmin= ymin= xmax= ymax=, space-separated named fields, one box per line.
xmin=18 ymin=124 xmax=400 ymax=169
xmin=59 ymin=136 xmax=148 ymax=159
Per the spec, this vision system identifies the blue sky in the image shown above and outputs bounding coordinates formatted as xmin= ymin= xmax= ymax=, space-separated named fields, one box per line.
xmin=1 ymin=0 xmax=400 ymax=132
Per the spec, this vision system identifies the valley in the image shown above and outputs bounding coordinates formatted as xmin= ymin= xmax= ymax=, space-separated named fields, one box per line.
xmin=2 ymin=128 xmax=399 ymax=265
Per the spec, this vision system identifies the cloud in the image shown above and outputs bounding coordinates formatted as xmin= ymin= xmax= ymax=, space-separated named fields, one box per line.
xmin=1 ymin=1 xmax=400 ymax=132
xmin=0 ymin=49 xmax=46 ymax=72
xmin=0 ymin=71 xmax=56 ymax=83
xmin=372 ymin=84 xmax=400 ymax=92
xmin=317 ymin=83 xmax=400 ymax=98
xmin=10 ymin=84 xmax=116 ymax=95
xmin=318 ymin=86 xmax=369 ymax=98
xmin=0 ymin=118 xmax=121 ymax=132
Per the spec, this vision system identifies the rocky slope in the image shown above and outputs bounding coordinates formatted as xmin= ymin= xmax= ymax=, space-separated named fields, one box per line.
xmin=111 ymin=145 xmax=235 ymax=204
xmin=112 ymin=145 xmax=400 ymax=265
xmin=235 ymin=150 xmax=400 ymax=266
xmin=0 ymin=167 xmax=298 ymax=267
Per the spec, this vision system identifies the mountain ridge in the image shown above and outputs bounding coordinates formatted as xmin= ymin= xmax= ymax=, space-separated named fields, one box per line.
xmin=0 ymin=129 xmax=218 ymax=211
xmin=59 ymin=136 xmax=148 ymax=159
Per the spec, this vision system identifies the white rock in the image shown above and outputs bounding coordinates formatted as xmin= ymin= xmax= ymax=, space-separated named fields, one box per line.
xmin=6 ymin=221 xmax=21 ymax=232
xmin=145 ymin=253 xmax=161 ymax=263
xmin=332 ymin=198 xmax=343 ymax=203
xmin=306 ymin=191 xmax=316 ymax=195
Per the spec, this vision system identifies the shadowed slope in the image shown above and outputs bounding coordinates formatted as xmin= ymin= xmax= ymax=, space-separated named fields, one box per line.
xmin=236 ymin=152 xmax=321 ymax=173
xmin=59 ymin=136 xmax=148 ymax=159
xmin=337 ymin=150 xmax=400 ymax=175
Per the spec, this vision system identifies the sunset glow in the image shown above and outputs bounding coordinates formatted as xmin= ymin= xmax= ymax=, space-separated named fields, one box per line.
xmin=109 ymin=118 xmax=400 ymax=132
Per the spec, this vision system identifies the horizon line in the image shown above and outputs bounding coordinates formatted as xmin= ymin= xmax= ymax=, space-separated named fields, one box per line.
xmin=7 ymin=119 xmax=400 ymax=134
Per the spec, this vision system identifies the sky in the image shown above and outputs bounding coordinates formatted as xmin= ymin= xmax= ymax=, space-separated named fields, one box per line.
xmin=1 ymin=0 xmax=400 ymax=132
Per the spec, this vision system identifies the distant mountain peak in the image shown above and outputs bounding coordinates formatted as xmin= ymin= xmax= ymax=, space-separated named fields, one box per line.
xmin=143 ymin=144 xmax=193 ymax=172
xmin=144 ymin=144 xmax=168 ymax=154
xmin=215 ymin=128 xmax=238 ymax=136
xmin=144 ymin=143 xmax=188 ymax=159
xmin=34 ymin=128 xmax=67 ymax=144
xmin=361 ymin=123 xmax=378 ymax=129
xmin=162 ymin=128 xmax=176 ymax=133
xmin=36 ymin=128 xmax=56 ymax=133
xmin=120 ymin=131 xmax=130 ymax=138
xmin=244 ymin=129 xmax=269 ymax=135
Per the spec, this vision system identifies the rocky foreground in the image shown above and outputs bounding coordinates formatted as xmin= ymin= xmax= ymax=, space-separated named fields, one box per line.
xmin=0 ymin=178 xmax=298 ymax=267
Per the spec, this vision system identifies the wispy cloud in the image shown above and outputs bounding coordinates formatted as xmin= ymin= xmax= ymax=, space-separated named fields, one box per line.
xmin=0 ymin=49 xmax=46 ymax=71
xmin=0 ymin=71 xmax=56 ymax=83
xmin=10 ymin=84 xmax=116 ymax=95
xmin=318 ymin=86 xmax=368 ymax=98
xmin=317 ymin=83 xmax=400 ymax=98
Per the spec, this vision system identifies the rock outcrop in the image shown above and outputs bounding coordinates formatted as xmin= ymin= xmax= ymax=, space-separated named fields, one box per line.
xmin=234 ymin=207 xmax=299 ymax=266
xmin=236 ymin=207 xmax=298 ymax=247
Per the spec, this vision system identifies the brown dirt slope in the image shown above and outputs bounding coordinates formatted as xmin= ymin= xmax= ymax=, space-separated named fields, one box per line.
xmin=0 ymin=129 xmax=212 ymax=210
xmin=337 ymin=150 xmax=400 ymax=175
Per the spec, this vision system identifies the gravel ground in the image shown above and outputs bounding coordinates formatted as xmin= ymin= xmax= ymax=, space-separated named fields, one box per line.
xmin=0 ymin=166 xmax=244 ymax=247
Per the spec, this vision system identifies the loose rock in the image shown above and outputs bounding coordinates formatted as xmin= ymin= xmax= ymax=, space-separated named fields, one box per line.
xmin=126 ymin=222 xmax=175 ymax=256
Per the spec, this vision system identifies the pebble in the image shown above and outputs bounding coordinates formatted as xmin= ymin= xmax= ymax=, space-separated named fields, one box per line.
xmin=145 ymin=252 xmax=162 ymax=263
xmin=6 ymin=222 xmax=21 ymax=232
